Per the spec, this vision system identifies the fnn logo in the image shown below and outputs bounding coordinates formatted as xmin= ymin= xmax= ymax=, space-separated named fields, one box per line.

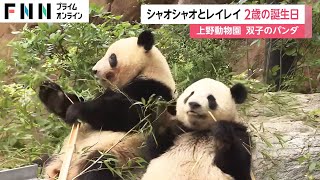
xmin=5 ymin=3 xmax=51 ymax=19
xmin=0 ymin=0 xmax=89 ymax=23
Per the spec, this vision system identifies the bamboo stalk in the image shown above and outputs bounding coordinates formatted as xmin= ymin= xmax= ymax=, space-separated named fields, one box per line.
xmin=58 ymin=123 xmax=81 ymax=180
xmin=208 ymin=111 xmax=217 ymax=122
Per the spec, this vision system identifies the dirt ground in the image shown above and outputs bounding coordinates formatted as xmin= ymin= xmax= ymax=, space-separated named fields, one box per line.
xmin=0 ymin=24 xmax=25 ymax=61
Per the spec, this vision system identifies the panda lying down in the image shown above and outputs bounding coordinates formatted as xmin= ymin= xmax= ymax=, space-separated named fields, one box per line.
xmin=142 ymin=78 xmax=252 ymax=180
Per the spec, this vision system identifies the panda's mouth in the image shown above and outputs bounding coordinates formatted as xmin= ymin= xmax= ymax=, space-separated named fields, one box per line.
xmin=187 ymin=111 xmax=206 ymax=118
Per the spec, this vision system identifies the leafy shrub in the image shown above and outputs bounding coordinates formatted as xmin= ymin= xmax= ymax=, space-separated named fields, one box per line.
xmin=155 ymin=25 xmax=232 ymax=92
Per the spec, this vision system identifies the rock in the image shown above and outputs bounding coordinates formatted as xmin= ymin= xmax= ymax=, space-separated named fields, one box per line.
xmin=240 ymin=93 xmax=320 ymax=180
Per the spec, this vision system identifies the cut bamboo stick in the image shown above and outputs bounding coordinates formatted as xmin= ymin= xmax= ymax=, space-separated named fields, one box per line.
xmin=208 ymin=111 xmax=217 ymax=122
xmin=58 ymin=123 xmax=81 ymax=180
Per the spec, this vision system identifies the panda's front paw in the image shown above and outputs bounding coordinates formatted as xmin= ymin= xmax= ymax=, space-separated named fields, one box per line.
xmin=39 ymin=81 xmax=63 ymax=103
xmin=39 ymin=81 xmax=70 ymax=117
xmin=65 ymin=104 xmax=81 ymax=124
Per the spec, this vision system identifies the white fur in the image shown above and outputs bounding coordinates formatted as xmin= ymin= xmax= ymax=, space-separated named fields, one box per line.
xmin=142 ymin=78 xmax=240 ymax=180
xmin=176 ymin=78 xmax=237 ymax=130
xmin=44 ymin=124 xmax=144 ymax=179
xmin=142 ymin=133 xmax=233 ymax=180
xmin=92 ymin=37 xmax=175 ymax=94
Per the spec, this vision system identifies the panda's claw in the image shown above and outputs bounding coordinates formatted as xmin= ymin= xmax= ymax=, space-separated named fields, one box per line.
xmin=40 ymin=81 xmax=62 ymax=91
xmin=39 ymin=81 xmax=63 ymax=100
xmin=38 ymin=80 xmax=71 ymax=119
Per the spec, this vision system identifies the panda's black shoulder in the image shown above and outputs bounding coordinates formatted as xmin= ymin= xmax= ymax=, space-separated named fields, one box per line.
xmin=211 ymin=121 xmax=249 ymax=143
xmin=122 ymin=78 xmax=173 ymax=101
xmin=212 ymin=121 xmax=252 ymax=180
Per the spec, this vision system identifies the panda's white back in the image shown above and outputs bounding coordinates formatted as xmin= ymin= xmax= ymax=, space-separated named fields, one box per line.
xmin=142 ymin=132 xmax=234 ymax=180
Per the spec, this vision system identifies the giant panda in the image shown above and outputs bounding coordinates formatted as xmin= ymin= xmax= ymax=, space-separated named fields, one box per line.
xmin=142 ymin=78 xmax=251 ymax=180
xmin=38 ymin=30 xmax=176 ymax=180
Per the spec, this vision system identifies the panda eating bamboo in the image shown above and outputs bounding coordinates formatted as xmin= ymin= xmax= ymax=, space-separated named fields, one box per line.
xmin=38 ymin=30 xmax=176 ymax=180
xmin=142 ymin=78 xmax=252 ymax=180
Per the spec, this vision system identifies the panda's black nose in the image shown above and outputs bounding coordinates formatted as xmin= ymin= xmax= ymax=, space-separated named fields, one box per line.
xmin=92 ymin=70 xmax=97 ymax=74
xmin=189 ymin=102 xmax=201 ymax=109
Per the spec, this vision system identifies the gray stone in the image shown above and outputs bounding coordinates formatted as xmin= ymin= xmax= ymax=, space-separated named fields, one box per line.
xmin=0 ymin=164 xmax=38 ymax=180
xmin=241 ymin=93 xmax=320 ymax=180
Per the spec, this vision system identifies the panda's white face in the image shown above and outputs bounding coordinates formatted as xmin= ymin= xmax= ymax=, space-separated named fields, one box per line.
xmin=92 ymin=31 xmax=175 ymax=92
xmin=92 ymin=37 xmax=147 ymax=88
xmin=176 ymin=78 xmax=244 ymax=130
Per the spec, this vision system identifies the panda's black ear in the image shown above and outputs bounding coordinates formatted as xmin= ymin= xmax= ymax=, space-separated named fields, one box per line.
xmin=137 ymin=30 xmax=154 ymax=52
xmin=230 ymin=83 xmax=247 ymax=104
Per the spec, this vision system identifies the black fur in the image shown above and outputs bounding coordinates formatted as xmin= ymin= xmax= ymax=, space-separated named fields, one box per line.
xmin=109 ymin=53 xmax=118 ymax=68
xmin=32 ymin=154 xmax=50 ymax=167
xmin=78 ymin=151 xmax=118 ymax=180
xmin=166 ymin=100 xmax=177 ymax=116
xmin=207 ymin=95 xmax=217 ymax=110
xmin=38 ymin=78 xmax=173 ymax=131
xmin=137 ymin=30 xmax=154 ymax=52
xmin=230 ymin=83 xmax=248 ymax=104
xmin=183 ymin=91 xmax=194 ymax=104
xmin=212 ymin=121 xmax=252 ymax=180
xmin=38 ymin=81 xmax=84 ymax=119
xmin=143 ymin=120 xmax=191 ymax=161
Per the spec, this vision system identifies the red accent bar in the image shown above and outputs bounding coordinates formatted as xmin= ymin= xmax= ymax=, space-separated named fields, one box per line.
xmin=190 ymin=24 xmax=307 ymax=39
xmin=304 ymin=5 xmax=312 ymax=38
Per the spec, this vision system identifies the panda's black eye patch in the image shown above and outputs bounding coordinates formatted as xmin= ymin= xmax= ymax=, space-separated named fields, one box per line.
xmin=109 ymin=53 xmax=117 ymax=68
xmin=184 ymin=91 xmax=194 ymax=104
xmin=207 ymin=95 xmax=217 ymax=110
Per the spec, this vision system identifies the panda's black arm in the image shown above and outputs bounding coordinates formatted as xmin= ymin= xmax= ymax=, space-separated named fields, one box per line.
xmin=211 ymin=121 xmax=252 ymax=180
xmin=38 ymin=81 xmax=84 ymax=119
xmin=65 ymin=78 xmax=174 ymax=131
xmin=65 ymin=91 xmax=141 ymax=131
xmin=124 ymin=78 xmax=177 ymax=117
xmin=123 ymin=78 xmax=174 ymax=102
